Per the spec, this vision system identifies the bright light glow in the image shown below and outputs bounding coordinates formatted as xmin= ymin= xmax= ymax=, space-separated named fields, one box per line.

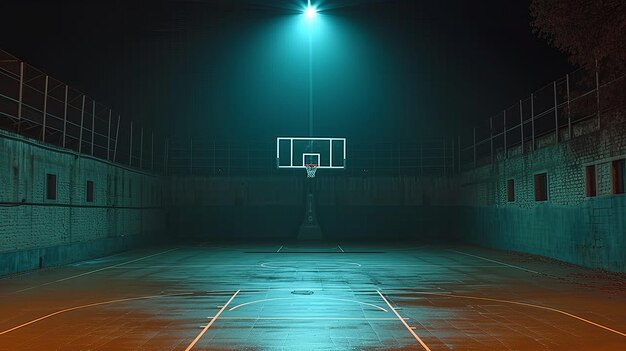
xmin=305 ymin=6 xmax=317 ymax=20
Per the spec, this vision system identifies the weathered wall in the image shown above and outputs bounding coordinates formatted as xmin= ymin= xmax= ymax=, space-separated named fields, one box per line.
xmin=167 ymin=175 xmax=459 ymax=241
xmin=0 ymin=130 xmax=167 ymax=276
xmin=459 ymin=118 xmax=626 ymax=272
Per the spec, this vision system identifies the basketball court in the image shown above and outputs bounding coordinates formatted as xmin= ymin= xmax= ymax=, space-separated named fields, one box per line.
xmin=1 ymin=244 xmax=624 ymax=350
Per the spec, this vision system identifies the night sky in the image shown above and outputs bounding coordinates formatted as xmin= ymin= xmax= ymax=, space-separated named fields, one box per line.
xmin=1 ymin=0 xmax=573 ymax=142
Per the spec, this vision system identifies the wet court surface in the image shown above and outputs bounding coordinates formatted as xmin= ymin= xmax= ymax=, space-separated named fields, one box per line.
xmin=0 ymin=244 xmax=624 ymax=350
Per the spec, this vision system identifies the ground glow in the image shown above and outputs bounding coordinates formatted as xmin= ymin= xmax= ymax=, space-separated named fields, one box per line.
xmin=305 ymin=5 xmax=317 ymax=20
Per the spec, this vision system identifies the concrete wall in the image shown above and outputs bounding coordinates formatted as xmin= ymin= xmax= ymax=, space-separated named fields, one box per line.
xmin=167 ymin=175 xmax=459 ymax=241
xmin=0 ymin=130 xmax=166 ymax=276
xmin=458 ymin=118 xmax=626 ymax=272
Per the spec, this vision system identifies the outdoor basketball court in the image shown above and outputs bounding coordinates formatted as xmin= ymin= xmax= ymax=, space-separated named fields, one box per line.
xmin=0 ymin=244 xmax=624 ymax=350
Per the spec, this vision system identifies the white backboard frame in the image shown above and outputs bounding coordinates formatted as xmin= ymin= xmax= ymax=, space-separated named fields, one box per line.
xmin=276 ymin=137 xmax=347 ymax=169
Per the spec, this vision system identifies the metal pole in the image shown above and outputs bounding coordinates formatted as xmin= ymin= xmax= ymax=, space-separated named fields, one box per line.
xmin=113 ymin=115 xmax=120 ymax=162
xmin=553 ymin=81 xmax=559 ymax=144
xmin=457 ymin=135 xmax=461 ymax=171
xmin=519 ymin=100 xmax=524 ymax=155
xmin=490 ymin=117 xmax=493 ymax=164
xmin=473 ymin=127 xmax=476 ymax=168
xmin=420 ymin=141 xmax=423 ymax=175
xmin=106 ymin=109 xmax=111 ymax=160
xmin=139 ymin=127 xmax=144 ymax=169
xmin=443 ymin=138 xmax=446 ymax=176
xmin=42 ymin=75 xmax=49 ymax=142
xmin=451 ymin=137 xmax=455 ymax=173
xmin=531 ymin=93 xmax=535 ymax=151
xmin=595 ymin=59 xmax=600 ymax=129
xmin=190 ymin=138 xmax=193 ymax=175
xmin=503 ymin=110 xmax=507 ymax=159
xmin=151 ymin=131 xmax=154 ymax=171
xmin=91 ymin=100 xmax=95 ymax=155
xmin=566 ymin=74 xmax=571 ymax=140
xmin=129 ymin=121 xmax=133 ymax=166
xmin=62 ymin=85 xmax=68 ymax=147
xmin=17 ymin=62 xmax=24 ymax=133
xmin=78 ymin=95 xmax=85 ymax=153
xmin=164 ymin=137 xmax=169 ymax=175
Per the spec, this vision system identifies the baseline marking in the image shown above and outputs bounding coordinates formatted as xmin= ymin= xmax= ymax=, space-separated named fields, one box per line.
xmin=206 ymin=317 xmax=399 ymax=321
xmin=14 ymin=248 xmax=180 ymax=293
xmin=411 ymin=291 xmax=626 ymax=338
xmin=377 ymin=290 xmax=432 ymax=351
xmin=229 ymin=296 xmax=387 ymax=312
xmin=449 ymin=249 xmax=541 ymax=274
xmin=0 ymin=292 xmax=194 ymax=336
xmin=185 ymin=290 xmax=240 ymax=351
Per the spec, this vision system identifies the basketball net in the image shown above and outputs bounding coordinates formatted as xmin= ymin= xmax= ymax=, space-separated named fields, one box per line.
xmin=305 ymin=164 xmax=318 ymax=178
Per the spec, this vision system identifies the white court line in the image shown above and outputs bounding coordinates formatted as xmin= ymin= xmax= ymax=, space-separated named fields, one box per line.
xmin=409 ymin=291 xmax=626 ymax=338
xmin=277 ymin=245 xmax=284 ymax=253
xmin=0 ymin=292 xmax=194 ymax=336
xmin=229 ymin=296 xmax=388 ymax=312
xmin=449 ymin=249 xmax=541 ymax=274
xmin=377 ymin=290 xmax=432 ymax=351
xmin=14 ymin=248 xmax=180 ymax=293
xmin=337 ymin=245 xmax=345 ymax=253
xmin=205 ymin=317 xmax=400 ymax=321
xmin=185 ymin=290 xmax=240 ymax=351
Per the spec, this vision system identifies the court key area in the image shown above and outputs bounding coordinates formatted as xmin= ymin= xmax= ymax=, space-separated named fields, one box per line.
xmin=0 ymin=244 xmax=624 ymax=350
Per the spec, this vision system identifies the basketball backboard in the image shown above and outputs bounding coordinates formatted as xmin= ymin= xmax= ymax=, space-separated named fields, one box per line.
xmin=276 ymin=137 xmax=347 ymax=169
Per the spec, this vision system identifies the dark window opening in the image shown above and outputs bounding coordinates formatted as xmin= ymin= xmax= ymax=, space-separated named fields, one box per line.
xmin=86 ymin=180 xmax=94 ymax=202
xmin=534 ymin=173 xmax=548 ymax=201
xmin=507 ymin=179 xmax=515 ymax=202
xmin=46 ymin=173 xmax=57 ymax=200
xmin=585 ymin=165 xmax=597 ymax=197
xmin=612 ymin=159 xmax=625 ymax=194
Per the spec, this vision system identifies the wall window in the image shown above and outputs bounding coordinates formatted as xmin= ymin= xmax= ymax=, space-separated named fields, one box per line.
xmin=46 ymin=173 xmax=57 ymax=200
xmin=585 ymin=165 xmax=597 ymax=197
xmin=86 ymin=180 xmax=94 ymax=202
xmin=612 ymin=159 xmax=625 ymax=194
xmin=534 ymin=173 xmax=548 ymax=201
xmin=507 ymin=179 xmax=515 ymax=202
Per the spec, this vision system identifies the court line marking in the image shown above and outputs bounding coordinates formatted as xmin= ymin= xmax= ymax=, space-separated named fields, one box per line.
xmin=377 ymin=290 xmax=432 ymax=351
xmin=449 ymin=249 xmax=541 ymax=274
xmin=409 ymin=291 xmax=626 ymax=338
xmin=0 ymin=292 xmax=194 ymax=336
xmin=338 ymin=245 xmax=345 ymax=253
xmin=229 ymin=296 xmax=388 ymax=312
xmin=185 ymin=290 xmax=240 ymax=351
xmin=205 ymin=317 xmax=400 ymax=321
xmin=260 ymin=261 xmax=362 ymax=269
xmin=14 ymin=248 xmax=180 ymax=293
xmin=277 ymin=245 xmax=284 ymax=253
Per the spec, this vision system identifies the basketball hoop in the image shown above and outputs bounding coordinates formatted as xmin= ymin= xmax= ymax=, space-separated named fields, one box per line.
xmin=305 ymin=164 xmax=318 ymax=178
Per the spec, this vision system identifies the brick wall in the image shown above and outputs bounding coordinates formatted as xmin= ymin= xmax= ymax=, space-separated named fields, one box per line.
xmin=0 ymin=130 xmax=166 ymax=275
xmin=459 ymin=116 xmax=626 ymax=272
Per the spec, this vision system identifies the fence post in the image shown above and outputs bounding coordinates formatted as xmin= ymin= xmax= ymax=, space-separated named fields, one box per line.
xmin=566 ymin=74 xmax=571 ymax=140
xmin=531 ymin=93 xmax=535 ymax=151
xmin=42 ymin=75 xmax=48 ymax=142
xmin=595 ymin=59 xmax=600 ymax=129
xmin=457 ymin=135 xmax=461 ymax=171
xmin=451 ymin=137 xmax=455 ymax=173
xmin=106 ymin=109 xmax=112 ymax=160
xmin=78 ymin=95 xmax=85 ymax=153
xmin=164 ymin=137 xmax=169 ymax=175
xmin=519 ymin=99 xmax=524 ymax=155
xmin=489 ymin=117 xmax=493 ymax=164
xmin=91 ymin=100 xmax=95 ymax=155
xmin=553 ymin=81 xmax=559 ymax=144
xmin=129 ymin=121 xmax=133 ymax=166
xmin=17 ymin=62 xmax=24 ymax=133
xmin=151 ymin=131 xmax=154 ymax=171
xmin=139 ymin=127 xmax=144 ymax=169
xmin=113 ymin=115 xmax=120 ymax=162
xmin=420 ymin=141 xmax=423 ymax=175
xmin=62 ymin=85 xmax=68 ymax=147
xmin=503 ymin=110 xmax=507 ymax=159
xmin=190 ymin=138 xmax=193 ymax=175
xmin=443 ymin=138 xmax=446 ymax=176
xmin=473 ymin=127 xmax=476 ymax=168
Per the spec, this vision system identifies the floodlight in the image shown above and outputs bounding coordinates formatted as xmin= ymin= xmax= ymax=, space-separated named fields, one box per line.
xmin=305 ymin=5 xmax=317 ymax=20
